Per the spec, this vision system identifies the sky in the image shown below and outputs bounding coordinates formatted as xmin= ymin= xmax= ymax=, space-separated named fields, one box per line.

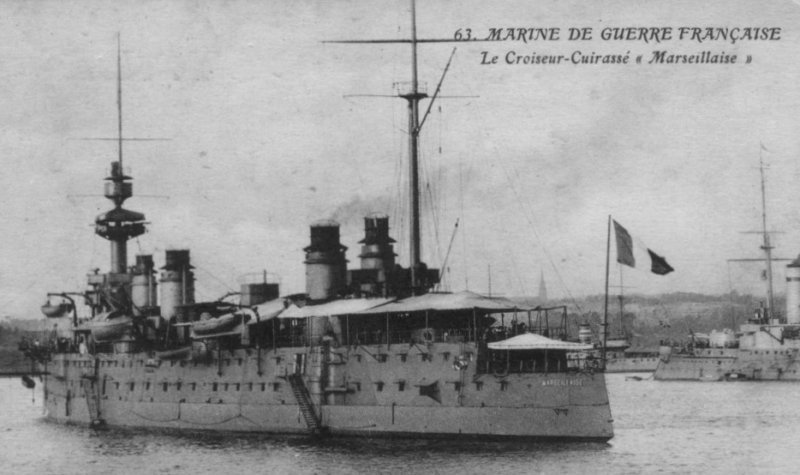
xmin=2 ymin=0 xmax=800 ymax=318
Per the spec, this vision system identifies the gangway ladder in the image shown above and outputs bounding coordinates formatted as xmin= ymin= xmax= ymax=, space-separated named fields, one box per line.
xmin=287 ymin=373 xmax=324 ymax=435
xmin=80 ymin=375 xmax=105 ymax=428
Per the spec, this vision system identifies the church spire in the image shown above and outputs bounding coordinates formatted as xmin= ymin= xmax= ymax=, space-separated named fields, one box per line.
xmin=538 ymin=270 xmax=548 ymax=302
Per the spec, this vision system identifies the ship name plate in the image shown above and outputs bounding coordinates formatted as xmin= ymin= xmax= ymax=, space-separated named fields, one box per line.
xmin=542 ymin=379 xmax=585 ymax=386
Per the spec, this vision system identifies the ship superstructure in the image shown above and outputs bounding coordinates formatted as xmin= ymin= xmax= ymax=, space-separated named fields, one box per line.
xmin=23 ymin=3 xmax=613 ymax=440
xmin=655 ymin=159 xmax=800 ymax=381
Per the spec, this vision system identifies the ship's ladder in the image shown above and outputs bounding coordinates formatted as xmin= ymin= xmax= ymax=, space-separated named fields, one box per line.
xmin=80 ymin=375 xmax=105 ymax=428
xmin=287 ymin=373 xmax=324 ymax=434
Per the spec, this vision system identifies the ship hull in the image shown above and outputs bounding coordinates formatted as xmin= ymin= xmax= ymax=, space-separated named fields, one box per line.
xmin=605 ymin=356 xmax=659 ymax=373
xmin=43 ymin=400 xmax=612 ymax=441
xmin=654 ymin=347 xmax=800 ymax=381
xmin=41 ymin=343 xmax=613 ymax=440
xmin=653 ymin=349 xmax=737 ymax=381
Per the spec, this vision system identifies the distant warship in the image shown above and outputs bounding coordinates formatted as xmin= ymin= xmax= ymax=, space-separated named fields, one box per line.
xmin=22 ymin=2 xmax=613 ymax=440
xmin=655 ymin=159 xmax=800 ymax=382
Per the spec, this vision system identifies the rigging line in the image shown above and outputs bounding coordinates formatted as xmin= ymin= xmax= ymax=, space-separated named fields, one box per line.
xmin=425 ymin=116 xmax=448 ymax=266
xmin=498 ymin=160 xmax=582 ymax=312
xmin=617 ymin=265 xmax=625 ymax=336
xmin=459 ymin=156 xmax=468 ymax=290
xmin=507 ymin=242 xmax=530 ymax=296
xmin=395 ymin=127 xmax=408 ymax=252
xmin=499 ymin=240 xmax=528 ymax=297
xmin=436 ymin=219 xmax=459 ymax=289
xmin=417 ymin=47 xmax=457 ymax=132
xmin=425 ymin=182 xmax=442 ymax=264
xmin=418 ymin=141 xmax=442 ymax=263
xmin=418 ymin=155 xmax=434 ymax=261
xmin=438 ymin=104 xmax=443 ymax=155
xmin=393 ymin=93 xmax=408 ymax=250
xmin=391 ymin=89 xmax=403 ymax=232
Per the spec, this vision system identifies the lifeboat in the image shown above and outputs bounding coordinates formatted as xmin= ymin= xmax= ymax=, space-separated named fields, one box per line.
xmin=41 ymin=302 xmax=73 ymax=318
xmin=191 ymin=312 xmax=243 ymax=336
xmin=89 ymin=312 xmax=133 ymax=342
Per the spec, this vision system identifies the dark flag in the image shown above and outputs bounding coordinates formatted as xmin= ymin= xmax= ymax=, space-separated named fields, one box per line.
xmin=648 ymin=249 xmax=674 ymax=275
xmin=613 ymin=220 xmax=635 ymax=267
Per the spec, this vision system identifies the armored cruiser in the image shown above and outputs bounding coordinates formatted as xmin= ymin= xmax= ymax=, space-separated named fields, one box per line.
xmin=21 ymin=4 xmax=613 ymax=440
xmin=654 ymin=160 xmax=800 ymax=382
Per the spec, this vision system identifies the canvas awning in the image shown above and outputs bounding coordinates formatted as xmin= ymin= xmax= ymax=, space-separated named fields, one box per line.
xmin=278 ymin=298 xmax=394 ymax=319
xmin=487 ymin=333 xmax=593 ymax=351
xmin=355 ymin=290 xmax=523 ymax=315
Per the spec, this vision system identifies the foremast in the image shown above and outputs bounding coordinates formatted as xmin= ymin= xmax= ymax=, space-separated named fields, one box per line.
xmin=90 ymin=36 xmax=148 ymax=314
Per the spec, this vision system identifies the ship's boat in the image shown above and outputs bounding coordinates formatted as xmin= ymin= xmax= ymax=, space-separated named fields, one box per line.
xmin=191 ymin=312 xmax=243 ymax=336
xmin=87 ymin=313 xmax=133 ymax=343
xmin=41 ymin=302 xmax=72 ymax=318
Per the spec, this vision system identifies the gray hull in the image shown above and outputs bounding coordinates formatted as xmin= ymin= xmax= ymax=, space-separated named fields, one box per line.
xmin=654 ymin=347 xmax=800 ymax=381
xmin=605 ymin=356 xmax=659 ymax=373
xmin=42 ymin=342 xmax=614 ymax=440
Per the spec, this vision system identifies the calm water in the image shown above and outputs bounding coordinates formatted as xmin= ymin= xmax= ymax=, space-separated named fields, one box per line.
xmin=1 ymin=374 xmax=798 ymax=474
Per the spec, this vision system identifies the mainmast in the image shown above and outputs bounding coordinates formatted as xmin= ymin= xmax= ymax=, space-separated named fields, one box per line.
xmin=326 ymin=0 xmax=452 ymax=295
xmin=402 ymin=0 xmax=426 ymax=291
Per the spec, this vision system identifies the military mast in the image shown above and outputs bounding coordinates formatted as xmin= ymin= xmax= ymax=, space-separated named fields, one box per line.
xmin=758 ymin=156 xmax=776 ymax=318
xmin=405 ymin=0 xmax=425 ymax=291
xmin=88 ymin=35 xmax=167 ymax=313
xmin=90 ymin=37 xmax=146 ymax=313
xmin=729 ymin=154 xmax=792 ymax=322
xmin=327 ymin=0 xmax=459 ymax=295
